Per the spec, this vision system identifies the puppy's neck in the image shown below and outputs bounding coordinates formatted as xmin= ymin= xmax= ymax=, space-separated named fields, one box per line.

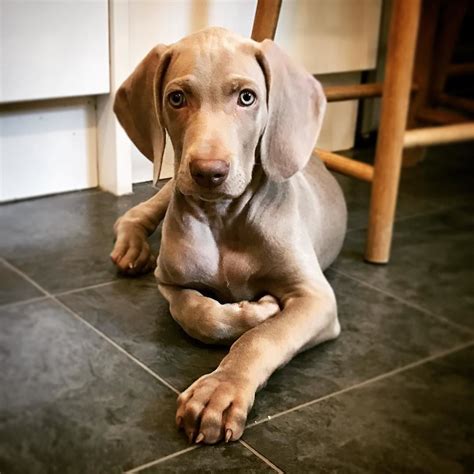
xmin=174 ymin=166 xmax=267 ymax=224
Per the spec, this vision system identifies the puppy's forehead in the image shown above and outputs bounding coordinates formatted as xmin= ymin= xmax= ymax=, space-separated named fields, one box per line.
xmin=166 ymin=28 xmax=262 ymax=83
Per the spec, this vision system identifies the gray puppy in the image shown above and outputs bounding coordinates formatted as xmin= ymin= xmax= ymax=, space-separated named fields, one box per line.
xmin=111 ymin=27 xmax=347 ymax=444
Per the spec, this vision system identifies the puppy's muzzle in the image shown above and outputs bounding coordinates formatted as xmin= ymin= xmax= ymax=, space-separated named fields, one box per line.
xmin=189 ymin=159 xmax=230 ymax=189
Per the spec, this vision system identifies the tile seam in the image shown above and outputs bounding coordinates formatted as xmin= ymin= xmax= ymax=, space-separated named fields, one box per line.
xmin=53 ymin=296 xmax=181 ymax=395
xmin=1 ymin=258 xmax=49 ymax=296
xmin=330 ymin=267 xmax=474 ymax=335
xmin=0 ymin=295 xmax=49 ymax=310
xmin=1 ymin=258 xmax=180 ymax=396
xmin=239 ymin=440 xmax=285 ymax=473
xmin=247 ymin=339 xmax=474 ymax=429
xmin=344 ymin=201 xmax=467 ymax=236
xmin=123 ymin=446 xmax=199 ymax=473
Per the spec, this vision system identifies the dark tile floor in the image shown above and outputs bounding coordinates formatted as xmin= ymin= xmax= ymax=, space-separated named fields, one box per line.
xmin=1 ymin=144 xmax=473 ymax=473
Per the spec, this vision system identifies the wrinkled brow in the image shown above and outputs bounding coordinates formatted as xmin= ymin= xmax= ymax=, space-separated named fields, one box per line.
xmin=223 ymin=75 xmax=261 ymax=95
xmin=164 ymin=75 xmax=197 ymax=94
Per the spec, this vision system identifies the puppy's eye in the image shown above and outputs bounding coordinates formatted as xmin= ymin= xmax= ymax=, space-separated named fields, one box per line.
xmin=168 ymin=91 xmax=186 ymax=108
xmin=238 ymin=89 xmax=256 ymax=107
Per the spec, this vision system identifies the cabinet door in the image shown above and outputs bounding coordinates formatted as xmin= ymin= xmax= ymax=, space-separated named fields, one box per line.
xmin=0 ymin=0 xmax=109 ymax=103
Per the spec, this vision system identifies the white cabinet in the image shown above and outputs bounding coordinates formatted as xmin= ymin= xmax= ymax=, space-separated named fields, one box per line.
xmin=0 ymin=0 xmax=108 ymax=201
xmin=0 ymin=98 xmax=98 ymax=201
xmin=0 ymin=0 xmax=110 ymax=103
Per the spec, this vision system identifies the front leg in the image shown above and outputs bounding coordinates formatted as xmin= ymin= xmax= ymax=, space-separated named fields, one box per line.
xmin=176 ymin=273 xmax=340 ymax=444
xmin=159 ymin=284 xmax=280 ymax=344
xmin=111 ymin=179 xmax=173 ymax=274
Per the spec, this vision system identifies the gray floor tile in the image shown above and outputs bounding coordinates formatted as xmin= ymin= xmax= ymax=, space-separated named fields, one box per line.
xmin=243 ymin=345 xmax=474 ymax=474
xmin=0 ymin=260 xmax=43 ymax=305
xmin=0 ymin=298 xmax=188 ymax=474
xmin=1 ymin=142 xmax=472 ymax=473
xmin=58 ymin=275 xmax=227 ymax=392
xmin=335 ymin=173 xmax=440 ymax=232
xmin=334 ymin=205 xmax=474 ymax=330
xmin=59 ymin=270 xmax=470 ymax=425
xmin=399 ymin=143 xmax=474 ymax=211
xmin=0 ymin=182 xmax=164 ymax=294
xmin=138 ymin=444 xmax=276 ymax=473
xmin=335 ymin=143 xmax=473 ymax=231
xmin=249 ymin=270 xmax=471 ymax=422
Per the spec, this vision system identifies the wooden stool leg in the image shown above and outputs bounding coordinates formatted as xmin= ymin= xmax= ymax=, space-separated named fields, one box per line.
xmin=365 ymin=0 xmax=422 ymax=264
xmin=251 ymin=0 xmax=282 ymax=41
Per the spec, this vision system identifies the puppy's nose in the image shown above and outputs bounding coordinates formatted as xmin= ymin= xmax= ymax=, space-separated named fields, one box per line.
xmin=189 ymin=159 xmax=230 ymax=188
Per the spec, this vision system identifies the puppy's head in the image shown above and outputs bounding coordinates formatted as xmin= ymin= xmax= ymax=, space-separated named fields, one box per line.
xmin=114 ymin=27 xmax=326 ymax=201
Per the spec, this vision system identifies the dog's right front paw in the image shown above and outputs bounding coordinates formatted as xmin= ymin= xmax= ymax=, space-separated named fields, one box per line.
xmin=176 ymin=370 xmax=255 ymax=445
xmin=110 ymin=225 xmax=155 ymax=275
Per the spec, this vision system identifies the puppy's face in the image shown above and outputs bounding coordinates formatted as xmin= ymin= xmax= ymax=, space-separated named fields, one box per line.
xmin=115 ymin=28 xmax=326 ymax=194
xmin=160 ymin=30 xmax=268 ymax=201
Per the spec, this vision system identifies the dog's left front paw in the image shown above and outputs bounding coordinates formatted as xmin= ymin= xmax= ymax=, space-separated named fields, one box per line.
xmin=176 ymin=370 xmax=255 ymax=444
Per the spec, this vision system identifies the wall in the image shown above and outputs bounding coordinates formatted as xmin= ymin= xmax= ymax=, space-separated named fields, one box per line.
xmin=1 ymin=0 xmax=382 ymax=201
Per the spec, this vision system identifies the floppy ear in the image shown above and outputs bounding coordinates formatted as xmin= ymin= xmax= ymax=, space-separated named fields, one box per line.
xmin=113 ymin=44 xmax=170 ymax=185
xmin=257 ymin=39 xmax=327 ymax=182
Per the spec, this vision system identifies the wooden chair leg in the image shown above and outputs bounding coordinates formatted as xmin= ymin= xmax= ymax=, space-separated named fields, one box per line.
xmin=251 ymin=0 xmax=282 ymax=41
xmin=365 ymin=0 xmax=422 ymax=264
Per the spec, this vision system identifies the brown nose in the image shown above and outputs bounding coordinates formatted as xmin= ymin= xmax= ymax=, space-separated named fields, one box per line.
xmin=189 ymin=159 xmax=230 ymax=188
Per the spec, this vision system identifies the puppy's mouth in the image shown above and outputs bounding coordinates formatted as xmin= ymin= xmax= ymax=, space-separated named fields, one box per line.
xmin=176 ymin=183 xmax=229 ymax=201
xmin=197 ymin=194 xmax=225 ymax=202
xmin=176 ymin=172 xmax=249 ymax=202
xmin=192 ymin=189 xmax=235 ymax=202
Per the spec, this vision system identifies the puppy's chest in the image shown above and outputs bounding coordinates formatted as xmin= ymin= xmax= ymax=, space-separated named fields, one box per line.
xmin=219 ymin=243 xmax=257 ymax=295
xmin=158 ymin=222 xmax=260 ymax=301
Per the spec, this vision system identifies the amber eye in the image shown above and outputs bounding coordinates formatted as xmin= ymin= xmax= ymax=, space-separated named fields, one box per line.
xmin=168 ymin=91 xmax=186 ymax=108
xmin=238 ymin=89 xmax=256 ymax=107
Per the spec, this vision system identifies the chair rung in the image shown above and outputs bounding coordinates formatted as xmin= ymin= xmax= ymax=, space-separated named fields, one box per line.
xmin=436 ymin=94 xmax=474 ymax=115
xmin=416 ymin=107 xmax=469 ymax=124
xmin=324 ymin=82 xmax=419 ymax=102
xmin=315 ymin=149 xmax=374 ymax=182
xmin=447 ymin=62 xmax=474 ymax=77
xmin=404 ymin=122 xmax=474 ymax=148
xmin=324 ymin=83 xmax=383 ymax=102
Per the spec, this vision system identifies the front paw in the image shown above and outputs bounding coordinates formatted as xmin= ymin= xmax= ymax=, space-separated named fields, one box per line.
xmin=110 ymin=224 xmax=155 ymax=275
xmin=176 ymin=370 xmax=255 ymax=444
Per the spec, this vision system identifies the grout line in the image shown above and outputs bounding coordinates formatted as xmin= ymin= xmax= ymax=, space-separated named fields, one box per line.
xmin=388 ymin=201 xmax=463 ymax=225
xmin=344 ymin=201 xmax=464 ymax=236
xmin=1 ymin=258 xmax=49 ymax=296
xmin=239 ymin=440 xmax=284 ymax=473
xmin=125 ymin=437 xmax=284 ymax=473
xmin=247 ymin=339 xmax=474 ymax=429
xmin=344 ymin=197 xmax=465 ymax=236
xmin=123 ymin=446 xmax=199 ymax=473
xmin=0 ymin=295 xmax=49 ymax=310
xmin=53 ymin=296 xmax=180 ymax=395
xmin=1 ymin=265 xmax=116 ymax=309
xmin=1 ymin=257 xmax=180 ymax=396
xmin=54 ymin=280 xmax=117 ymax=298
xmin=330 ymin=267 xmax=474 ymax=335
xmin=2 ymin=256 xmax=118 ymax=298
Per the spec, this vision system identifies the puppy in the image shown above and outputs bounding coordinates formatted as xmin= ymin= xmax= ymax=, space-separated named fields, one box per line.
xmin=111 ymin=27 xmax=347 ymax=444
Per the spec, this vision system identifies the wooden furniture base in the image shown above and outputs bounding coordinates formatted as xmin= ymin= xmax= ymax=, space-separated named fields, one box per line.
xmin=252 ymin=0 xmax=474 ymax=264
